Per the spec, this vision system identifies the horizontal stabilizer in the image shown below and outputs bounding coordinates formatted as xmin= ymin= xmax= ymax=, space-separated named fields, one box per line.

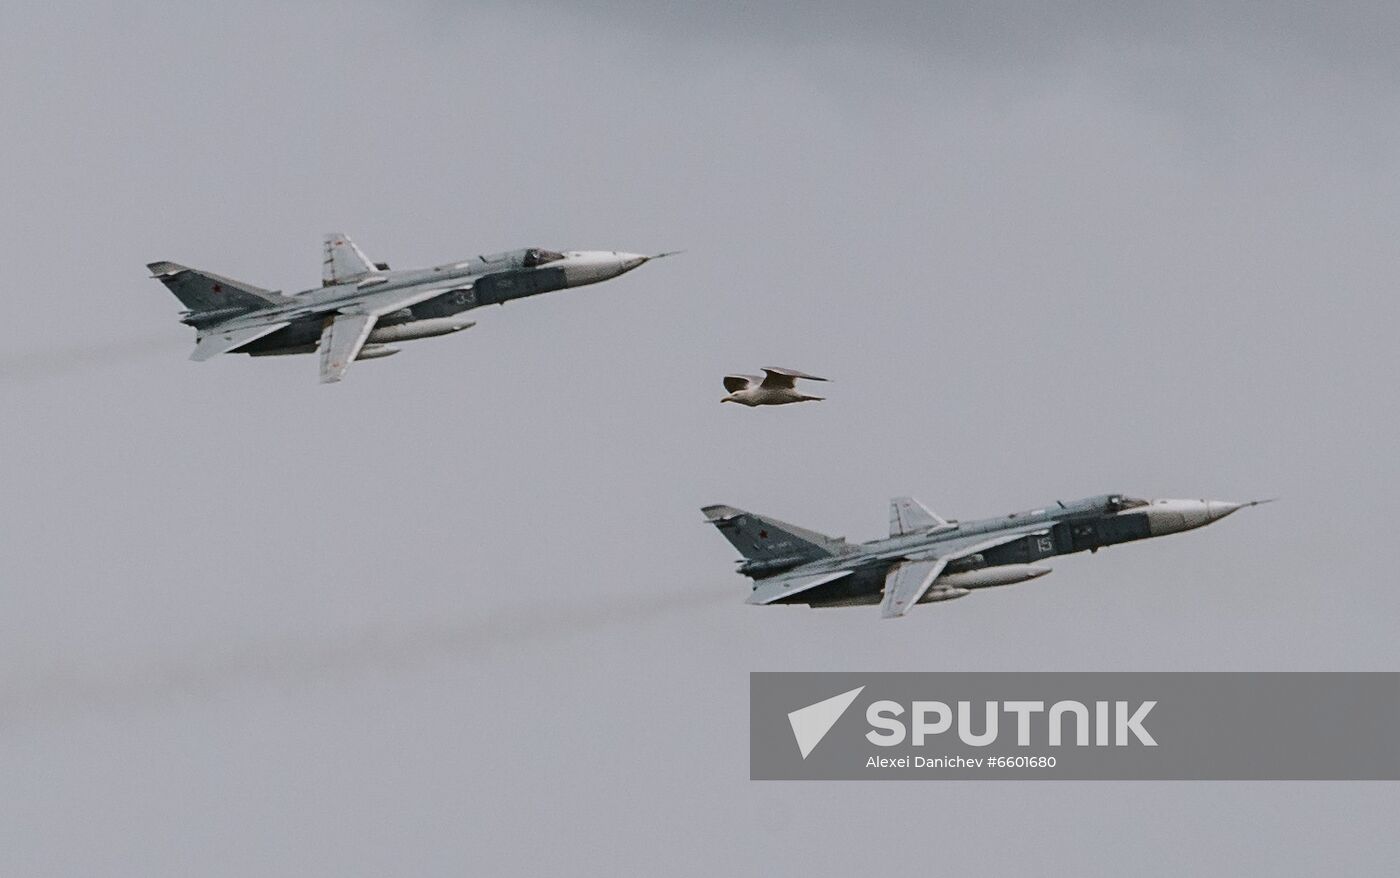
xmin=748 ymin=569 xmax=854 ymax=606
xmin=191 ymin=321 xmax=291 ymax=361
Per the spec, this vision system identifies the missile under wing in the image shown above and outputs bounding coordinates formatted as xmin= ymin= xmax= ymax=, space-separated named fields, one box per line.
xmin=877 ymin=528 xmax=1051 ymax=618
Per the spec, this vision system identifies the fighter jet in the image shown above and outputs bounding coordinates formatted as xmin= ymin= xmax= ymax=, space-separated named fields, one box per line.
xmin=147 ymin=235 xmax=669 ymax=383
xmin=702 ymin=493 xmax=1271 ymax=618
xmin=721 ymin=367 xmax=828 ymax=406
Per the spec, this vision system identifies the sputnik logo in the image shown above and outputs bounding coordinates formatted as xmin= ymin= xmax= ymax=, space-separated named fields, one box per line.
xmin=787 ymin=686 xmax=864 ymax=759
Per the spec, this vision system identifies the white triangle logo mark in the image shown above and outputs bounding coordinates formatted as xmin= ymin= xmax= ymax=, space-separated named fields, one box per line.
xmin=787 ymin=686 xmax=865 ymax=759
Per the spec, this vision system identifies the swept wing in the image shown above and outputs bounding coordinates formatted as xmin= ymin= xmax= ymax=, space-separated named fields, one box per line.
xmin=312 ymin=283 xmax=471 ymax=383
xmin=880 ymin=558 xmax=950 ymax=618
xmin=880 ymin=527 xmax=1051 ymax=618
xmin=889 ymin=496 xmax=950 ymax=536
xmin=318 ymin=314 xmax=377 ymax=383
xmin=322 ymin=233 xmax=380 ymax=286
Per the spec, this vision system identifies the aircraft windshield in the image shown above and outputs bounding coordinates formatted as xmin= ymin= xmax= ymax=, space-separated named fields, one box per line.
xmin=1107 ymin=495 xmax=1149 ymax=512
xmin=523 ymin=248 xmax=564 ymax=267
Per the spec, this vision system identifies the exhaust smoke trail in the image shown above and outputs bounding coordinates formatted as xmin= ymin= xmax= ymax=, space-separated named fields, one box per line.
xmin=0 ymin=335 xmax=185 ymax=384
xmin=0 ymin=587 xmax=734 ymax=727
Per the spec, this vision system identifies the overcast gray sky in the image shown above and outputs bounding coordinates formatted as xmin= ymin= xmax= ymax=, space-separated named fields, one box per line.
xmin=2 ymin=1 xmax=1398 ymax=874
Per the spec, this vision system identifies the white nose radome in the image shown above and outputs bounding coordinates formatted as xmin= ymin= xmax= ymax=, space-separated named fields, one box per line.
xmin=1142 ymin=499 xmax=1211 ymax=536
xmin=1206 ymin=501 xmax=1245 ymax=521
xmin=1142 ymin=498 xmax=1267 ymax=536
xmin=561 ymin=251 xmax=626 ymax=286
xmin=560 ymin=250 xmax=662 ymax=286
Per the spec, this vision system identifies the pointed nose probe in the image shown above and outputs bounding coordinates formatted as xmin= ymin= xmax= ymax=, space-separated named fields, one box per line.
xmin=1207 ymin=498 xmax=1276 ymax=522
xmin=1206 ymin=501 xmax=1243 ymax=521
xmin=618 ymin=250 xmax=681 ymax=272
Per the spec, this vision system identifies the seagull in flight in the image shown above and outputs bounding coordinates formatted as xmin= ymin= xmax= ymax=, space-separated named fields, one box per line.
xmin=721 ymin=367 xmax=828 ymax=406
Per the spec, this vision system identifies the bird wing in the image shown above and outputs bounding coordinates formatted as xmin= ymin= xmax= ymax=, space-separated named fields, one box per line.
xmin=723 ymin=374 xmax=758 ymax=392
xmin=760 ymin=366 xmax=827 ymax=389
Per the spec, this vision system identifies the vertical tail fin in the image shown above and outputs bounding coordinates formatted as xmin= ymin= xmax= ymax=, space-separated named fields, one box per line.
xmin=701 ymin=505 xmax=845 ymax=572
xmin=146 ymin=262 xmax=288 ymax=323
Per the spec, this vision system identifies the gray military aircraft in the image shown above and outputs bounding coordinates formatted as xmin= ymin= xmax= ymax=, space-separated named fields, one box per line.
xmin=703 ymin=493 xmax=1270 ymax=617
xmin=147 ymin=234 xmax=669 ymax=383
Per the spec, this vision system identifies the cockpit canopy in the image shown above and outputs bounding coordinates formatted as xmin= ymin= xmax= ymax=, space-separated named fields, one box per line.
xmin=1106 ymin=494 xmax=1149 ymax=513
xmin=522 ymin=248 xmax=565 ymax=268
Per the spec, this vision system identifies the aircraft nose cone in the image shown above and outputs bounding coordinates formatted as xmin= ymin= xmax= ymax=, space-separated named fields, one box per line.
xmin=618 ymin=253 xmax=648 ymax=272
xmin=1206 ymin=501 xmax=1244 ymax=521
xmin=1144 ymin=499 xmax=1208 ymax=535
